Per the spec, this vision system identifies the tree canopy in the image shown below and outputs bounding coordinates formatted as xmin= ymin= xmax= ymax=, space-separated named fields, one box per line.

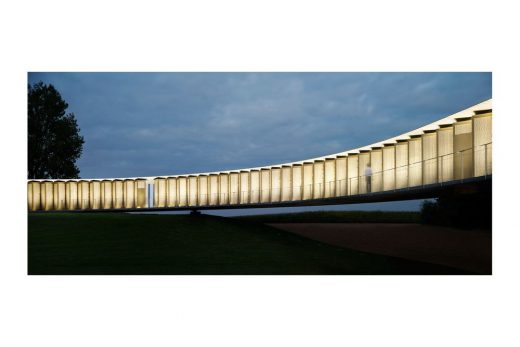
xmin=28 ymin=82 xmax=85 ymax=179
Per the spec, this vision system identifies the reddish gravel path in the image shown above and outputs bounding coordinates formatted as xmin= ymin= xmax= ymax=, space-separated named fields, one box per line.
xmin=268 ymin=223 xmax=491 ymax=274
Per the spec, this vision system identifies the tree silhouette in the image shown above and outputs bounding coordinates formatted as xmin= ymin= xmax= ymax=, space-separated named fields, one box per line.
xmin=28 ymin=82 xmax=85 ymax=179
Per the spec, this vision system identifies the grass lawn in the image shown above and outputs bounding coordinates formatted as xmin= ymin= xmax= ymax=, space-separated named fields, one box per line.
xmin=28 ymin=212 xmax=467 ymax=275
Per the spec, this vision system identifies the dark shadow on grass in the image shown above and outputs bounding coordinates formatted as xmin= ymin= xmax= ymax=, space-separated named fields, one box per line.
xmin=28 ymin=212 xmax=472 ymax=275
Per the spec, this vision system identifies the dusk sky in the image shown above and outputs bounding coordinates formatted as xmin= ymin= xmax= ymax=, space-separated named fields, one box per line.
xmin=27 ymin=72 xmax=491 ymax=213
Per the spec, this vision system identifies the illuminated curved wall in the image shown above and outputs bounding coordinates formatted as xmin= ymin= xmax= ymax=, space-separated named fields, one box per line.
xmin=27 ymin=99 xmax=493 ymax=211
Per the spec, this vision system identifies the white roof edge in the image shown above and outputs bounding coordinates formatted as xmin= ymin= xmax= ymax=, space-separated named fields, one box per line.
xmin=29 ymin=99 xmax=492 ymax=182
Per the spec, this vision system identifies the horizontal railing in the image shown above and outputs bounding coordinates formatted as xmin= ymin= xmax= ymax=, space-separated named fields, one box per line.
xmin=152 ymin=143 xmax=492 ymax=208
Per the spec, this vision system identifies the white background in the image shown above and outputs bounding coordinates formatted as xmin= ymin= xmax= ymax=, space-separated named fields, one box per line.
xmin=1 ymin=1 xmax=519 ymax=346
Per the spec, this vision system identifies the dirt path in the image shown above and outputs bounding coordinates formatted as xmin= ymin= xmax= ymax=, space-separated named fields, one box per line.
xmin=268 ymin=223 xmax=491 ymax=274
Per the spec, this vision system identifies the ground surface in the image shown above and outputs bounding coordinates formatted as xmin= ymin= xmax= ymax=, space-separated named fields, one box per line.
xmin=28 ymin=213 xmax=469 ymax=275
xmin=236 ymin=210 xmax=421 ymax=224
xmin=268 ymin=223 xmax=492 ymax=274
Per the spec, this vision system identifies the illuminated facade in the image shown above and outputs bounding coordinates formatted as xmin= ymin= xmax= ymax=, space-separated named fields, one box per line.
xmin=27 ymin=99 xmax=492 ymax=211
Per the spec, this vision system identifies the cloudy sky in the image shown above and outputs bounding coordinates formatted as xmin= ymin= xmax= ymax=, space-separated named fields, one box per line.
xmin=27 ymin=72 xmax=491 ymax=212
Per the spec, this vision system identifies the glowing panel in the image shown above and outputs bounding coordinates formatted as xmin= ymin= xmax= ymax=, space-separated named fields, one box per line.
xmin=347 ymin=155 xmax=358 ymax=195
xmin=90 ymin=181 xmax=101 ymax=209
xmin=335 ymin=157 xmax=347 ymax=197
xmin=166 ymin=178 xmax=177 ymax=207
xmin=198 ymin=175 xmax=208 ymax=206
xmin=178 ymin=177 xmax=188 ymax=207
xmin=79 ymin=181 xmax=90 ymax=209
xmin=53 ymin=183 xmax=59 ymax=210
xmin=313 ymin=161 xmax=324 ymax=199
xmin=123 ymin=180 xmax=134 ymax=208
xmin=292 ymin=165 xmax=302 ymax=201
xmin=230 ymin=172 xmax=239 ymax=204
xmin=250 ymin=171 xmax=260 ymax=203
xmin=454 ymin=119 xmax=473 ymax=179
xmin=27 ymin=182 xmax=32 ymax=210
xmin=473 ymin=113 xmax=492 ymax=176
xmin=324 ymin=159 xmax=335 ymax=198
xmin=422 ymin=133 xmax=437 ymax=185
xmin=395 ymin=143 xmax=409 ymax=189
xmin=240 ymin=172 xmax=250 ymax=204
xmin=29 ymin=182 xmax=41 ymax=211
xmin=153 ymin=178 xmax=166 ymax=207
xmin=260 ymin=169 xmax=270 ymax=203
xmin=370 ymin=149 xmax=383 ymax=193
xmin=27 ymin=182 xmax=37 ymax=211
xmin=136 ymin=180 xmax=146 ymax=208
xmin=219 ymin=174 xmax=229 ymax=205
xmin=53 ymin=182 xmax=66 ymax=210
xmin=42 ymin=182 xmax=54 ymax=211
xmin=208 ymin=175 xmax=219 ymax=206
xmin=113 ymin=180 xmax=123 ymax=208
xmin=395 ymin=142 xmax=408 ymax=189
xmin=101 ymin=181 xmax=112 ymax=209
xmin=65 ymin=181 xmax=78 ymax=210
xmin=437 ymin=126 xmax=453 ymax=183
xmin=358 ymin=152 xmax=370 ymax=194
xmin=383 ymin=146 xmax=395 ymax=191
xmin=153 ymin=180 xmax=159 ymax=207
xmin=188 ymin=176 xmax=198 ymax=206
xmin=271 ymin=168 xmax=281 ymax=202
xmin=281 ymin=166 xmax=292 ymax=201
xmin=303 ymin=163 xmax=313 ymax=200
xmin=408 ymin=138 xmax=422 ymax=187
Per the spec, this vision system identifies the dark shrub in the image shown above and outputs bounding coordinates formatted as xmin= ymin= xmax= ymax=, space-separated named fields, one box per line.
xmin=421 ymin=187 xmax=491 ymax=230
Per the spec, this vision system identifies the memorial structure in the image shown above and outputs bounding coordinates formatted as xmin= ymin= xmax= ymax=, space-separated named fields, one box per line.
xmin=27 ymin=99 xmax=492 ymax=212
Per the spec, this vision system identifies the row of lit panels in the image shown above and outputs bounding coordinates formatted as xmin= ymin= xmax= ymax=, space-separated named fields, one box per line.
xmin=27 ymin=179 xmax=148 ymax=211
xmin=28 ymin=112 xmax=491 ymax=211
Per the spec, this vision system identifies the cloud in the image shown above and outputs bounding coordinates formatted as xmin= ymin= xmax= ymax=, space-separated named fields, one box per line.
xmin=28 ymin=72 xmax=491 ymax=179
